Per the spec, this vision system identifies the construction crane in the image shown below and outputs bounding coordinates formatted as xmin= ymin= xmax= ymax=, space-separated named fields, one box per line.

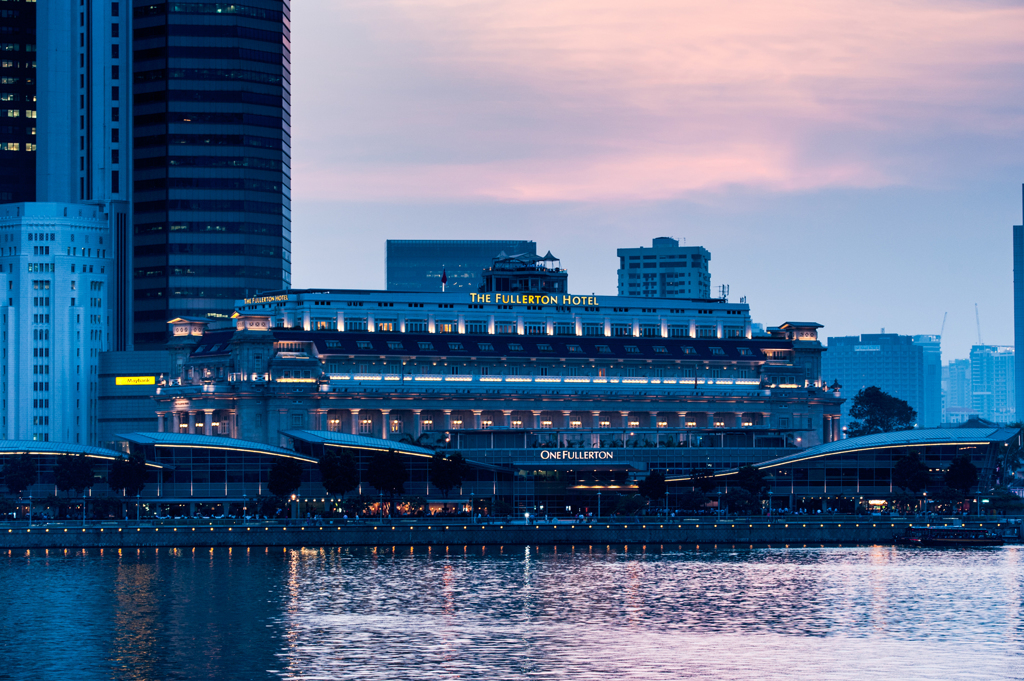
xmin=975 ymin=303 xmax=983 ymax=345
xmin=940 ymin=311 xmax=947 ymax=337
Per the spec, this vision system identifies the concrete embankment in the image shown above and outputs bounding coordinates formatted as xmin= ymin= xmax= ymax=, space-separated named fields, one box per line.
xmin=1 ymin=519 xmax=1018 ymax=550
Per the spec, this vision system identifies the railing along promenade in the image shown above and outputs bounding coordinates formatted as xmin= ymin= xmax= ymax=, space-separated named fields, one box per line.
xmin=0 ymin=515 xmax=1019 ymax=550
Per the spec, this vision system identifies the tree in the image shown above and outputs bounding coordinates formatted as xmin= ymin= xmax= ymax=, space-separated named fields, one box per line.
xmin=721 ymin=489 xmax=759 ymax=515
xmin=366 ymin=450 xmax=409 ymax=515
xmin=54 ymin=454 xmax=94 ymax=497
xmin=892 ymin=452 xmax=929 ymax=495
xmin=945 ymin=453 xmax=979 ymax=501
xmin=846 ymin=386 xmax=916 ymax=436
xmin=318 ymin=450 xmax=359 ymax=497
xmin=428 ymin=451 xmax=470 ymax=499
xmin=734 ymin=465 xmax=769 ymax=498
xmin=981 ymin=487 xmax=1024 ymax=514
xmin=637 ymin=470 xmax=667 ymax=503
xmin=689 ymin=466 xmax=717 ymax=494
xmin=107 ymin=453 xmax=149 ymax=520
xmin=2 ymin=454 xmax=36 ymax=497
xmin=267 ymin=459 xmax=303 ymax=499
xmin=678 ymin=490 xmax=708 ymax=512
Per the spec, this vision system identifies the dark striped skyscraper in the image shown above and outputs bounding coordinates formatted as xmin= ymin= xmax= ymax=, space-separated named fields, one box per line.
xmin=0 ymin=0 xmax=36 ymax=204
xmin=132 ymin=0 xmax=291 ymax=347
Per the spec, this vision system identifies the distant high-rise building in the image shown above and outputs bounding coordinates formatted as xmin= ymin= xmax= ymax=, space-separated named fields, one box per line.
xmin=970 ymin=345 xmax=1015 ymax=424
xmin=617 ymin=237 xmax=711 ymax=298
xmin=944 ymin=358 xmax=973 ymax=424
xmin=822 ymin=334 xmax=925 ymax=430
xmin=132 ymin=0 xmax=292 ymax=347
xmin=912 ymin=334 xmax=942 ymax=427
xmin=1013 ymin=185 xmax=1024 ymax=424
xmin=386 ymin=240 xmax=536 ymax=293
xmin=0 ymin=0 xmax=36 ymax=204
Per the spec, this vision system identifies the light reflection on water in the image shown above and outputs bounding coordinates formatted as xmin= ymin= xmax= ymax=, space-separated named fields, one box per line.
xmin=1 ymin=545 xmax=1023 ymax=680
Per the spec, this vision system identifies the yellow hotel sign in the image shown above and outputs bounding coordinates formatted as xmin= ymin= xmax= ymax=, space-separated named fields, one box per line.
xmin=116 ymin=376 xmax=156 ymax=386
xmin=469 ymin=293 xmax=598 ymax=306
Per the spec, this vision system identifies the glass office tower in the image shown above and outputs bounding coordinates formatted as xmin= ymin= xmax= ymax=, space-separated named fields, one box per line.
xmin=132 ymin=0 xmax=291 ymax=347
xmin=0 ymin=0 xmax=36 ymax=204
xmin=387 ymin=240 xmax=537 ymax=293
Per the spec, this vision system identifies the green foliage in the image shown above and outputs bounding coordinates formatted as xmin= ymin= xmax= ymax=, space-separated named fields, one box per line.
xmin=981 ymin=487 xmax=1024 ymax=513
xmin=318 ymin=449 xmax=359 ymax=497
xmin=734 ymin=465 xmax=769 ymax=499
xmin=678 ymin=490 xmax=708 ymax=512
xmin=614 ymin=493 xmax=648 ymax=515
xmin=721 ymin=488 xmax=759 ymax=515
xmin=54 ymin=454 xmax=95 ymax=497
xmin=2 ymin=454 xmax=36 ymax=496
xmin=945 ymin=453 xmax=979 ymax=498
xmin=366 ymin=451 xmax=409 ymax=511
xmin=689 ymin=466 xmax=717 ymax=494
xmin=847 ymin=386 xmax=917 ymax=436
xmin=107 ymin=453 xmax=148 ymax=498
xmin=637 ymin=470 xmax=667 ymax=502
xmin=267 ymin=458 xmax=304 ymax=499
xmin=892 ymin=452 xmax=930 ymax=494
xmin=428 ymin=451 xmax=470 ymax=498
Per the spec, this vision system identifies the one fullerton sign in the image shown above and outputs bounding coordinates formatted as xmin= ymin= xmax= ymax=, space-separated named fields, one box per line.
xmin=540 ymin=450 xmax=614 ymax=461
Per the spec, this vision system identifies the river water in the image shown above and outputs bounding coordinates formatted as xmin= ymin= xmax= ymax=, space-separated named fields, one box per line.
xmin=1 ymin=544 xmax=1022 ymax=680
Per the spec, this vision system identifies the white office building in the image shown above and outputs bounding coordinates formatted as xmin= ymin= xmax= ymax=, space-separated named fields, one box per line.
xmin=617 ymin=237 xmax=712 ymax=299
xmin=0 ymin=202 xmax=113 ymax=443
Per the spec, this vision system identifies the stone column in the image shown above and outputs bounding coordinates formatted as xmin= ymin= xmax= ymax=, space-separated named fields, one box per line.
xmin=350 ymin=409 xmax=361 ymax=435
xmin=650 ymin=411 xmax=659 ymax=428
xmin=832 ymin=417 xmax=840 ymax=442
xmin=472 ymin=410 xmax=482 ymax=430
xmin=381 ymin=409 xmax=391 ymax=440
xmin=502 ymin=410 xmax=512 ymax=428
xmin=591 ymin=411 xmax=601 ymax=429
xmin=172 ymin=411 xmax=181 ymax=432
xmin=230 ymin=410 xmax=238 ymax=438
xmin=204 ymin=410 xmax=213 ymax=436
xmin=442 ymin=409 xmax=452 ymax=430
xmin=156 ymin=412 xmax=165 ymax=433
xmin=677 ymin=411 xmax=687 ymax=428
xmin=187 ymin=411 xmax=196 ymax=434
xmin=620 ymin=410 xmax=630 ymax=428
xmin=412 ymin=409 xmax=422 ymax=435
xmin=532 ymin=410 xmax=542 ymax=429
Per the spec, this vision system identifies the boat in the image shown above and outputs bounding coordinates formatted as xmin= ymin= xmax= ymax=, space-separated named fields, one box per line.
xmin=894 ymin=525 xmax=1004 ymax=547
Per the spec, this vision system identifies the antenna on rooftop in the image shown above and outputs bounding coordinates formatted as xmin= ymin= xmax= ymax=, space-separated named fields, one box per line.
xmin=939 ymin=311 xmax=947 ymax=337
xmin=718 ymin=284 xmax=729 ymax=301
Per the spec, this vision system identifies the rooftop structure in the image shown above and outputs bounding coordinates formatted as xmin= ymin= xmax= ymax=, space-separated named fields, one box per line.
xmin=386 ymin=240 xmax=536 ymax=294
xmin=617 ymin=237 xmax=711 ymax=299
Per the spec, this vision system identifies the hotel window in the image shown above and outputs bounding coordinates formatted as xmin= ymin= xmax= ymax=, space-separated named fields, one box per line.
xmin=377 ymin=320 xmax=395 ymax=332
xmin=406 ymin=320 xmax=427 ymax=333
xmin=448 ymin=342 xmax=464 ymax=351
xmin=657 ymin=420 xmax=668 ymax=428
xmin=359 ymin=418 xmax=374 ymax=434
xmin=387 ymin=341 xmax=404 ymax=351
xmin=599 ymin=419 xmax=611 ymax=428
xmin=507 ymin=343 xmax=524 ymax=352
xmin=418 ymin=341 xmax=434 ymax=351
xmin=537 ymin=367 xmax=548 ymax=376
xmin=725 ymin=326 xmax=744 ymax=338
xmin=625 ymin=346 xmax=640 ymax=354
xmin=356 ymin=341 xmax=373 ymax=350
xmin=710 ymin=347 xmax=725 ymax=355
xmin=436 ymin=320 xmax=456 ymax=333
xmin=477 ymin=342 xmax=494 ymax=352
xmin=568 ymin=367 xmax=581 ymax=376
xmin=569 ymin=419 xmax=582 ymax=429
xmin=466 ymin=320 xmax=486 ymax=334
xmin=697 ymin=326 xmax=716 ymax=338
xmin=640 ymin=325 xmax=659 ymax=337
xmin=682 ymin=347 xmax=697 ymax=355
xmin=358 ymin=364 xmax=370 ymax=374
xmin=495 ymin=321 xmax=516 ymax=335
xmin=537 ymin=343 xmax=554 ymax=352
xmin=738 ymin=348 xmax=752 ymax=356
xmin=345 ymin=318 xmax=367 ymax=332
xmin=669 ymin=326 xmax=691 ymax=338
xmin=541 ymin=420 xmax=552 ymax=429
xmin=421 ymin=418 xmax=434 ymax=431
xmin=511 ymin=419 xmax=523 ymax=429
xmin=291 ymin=413 xmax=304 ymax=428
xmin=611 ymin=324 xmax=631 ymax=337
xmin=653 ymin=346 xmax=668 ymax=354
xmin=481 ymin=419 xmax=493 ymax=429
xmin=525 ymin=322 xmax=545 ymax=335
xmin=628 ymin=419 xmax=640 ymax=428
xmin=582 ymin=323 xmax=603 ymax=336
xmin=390 ymin=418 xmax=403 ymax=433
xmin=711 ymin=369 xmax=722 ymax=378
xmin=554 ymin=322 xmax=574 ymax=335
xmin=596 ymin=345 xmax=612 ymax=354
xmin=451 ymin=419 xmax=463 ymax=430
xmin=567 ymin=344 xmax=583 ymax=353
xmin=714 ymin=419 xmax=725 ymax=428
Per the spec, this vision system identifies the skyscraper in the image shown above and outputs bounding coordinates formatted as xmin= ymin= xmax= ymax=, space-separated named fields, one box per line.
xmin=944 ymin=358 xmax=973 ymax=424
xmin=0 ymin=0 xmax=36 ymax=204
xmin=970 ymin=345 xmax=1015 ymax=424
xmin=617 ymin=237 xmax=711 ymax=298
xmin=822 ymin=334 xmax=925 ymax=429
xmin=132 ymin=0 xmax=292 ymax=347
xmin=912 ymin=334 xmax=942 ymax=427
xmin=386 ymin=240 xmax=536 ymax=293
xmin=1013 ymin=185 xmax=1024 ymax=423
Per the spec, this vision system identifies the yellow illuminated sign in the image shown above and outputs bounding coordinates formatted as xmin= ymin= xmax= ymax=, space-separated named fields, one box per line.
xmin=469 ymin=293 xmax=597 ymax=306
xmin=115 ymin=376 xmax=156 ymax=386
xmin=245 ymin=294 xmax=290 ymax=305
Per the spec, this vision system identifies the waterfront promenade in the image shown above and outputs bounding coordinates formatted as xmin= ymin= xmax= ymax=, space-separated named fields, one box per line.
xmin=1 ymin=516 xmax=1019 ymax=549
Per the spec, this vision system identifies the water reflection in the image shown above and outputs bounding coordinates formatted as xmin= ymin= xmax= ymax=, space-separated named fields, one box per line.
xmin=0 ymin=546 xmax=1023 ymax=680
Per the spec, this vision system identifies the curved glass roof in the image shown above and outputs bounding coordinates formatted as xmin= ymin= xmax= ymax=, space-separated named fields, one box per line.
xmin=116 ymin=432 xmax=318 ymax=463
xmin=0 ymin=440 xmax=172 ymax=469
xmin=282 ymin=430 xmax=435 ymax=458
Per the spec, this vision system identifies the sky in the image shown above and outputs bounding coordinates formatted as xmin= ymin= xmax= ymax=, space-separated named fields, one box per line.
xmin=288 ymin=0 xmax=1024 ymax=362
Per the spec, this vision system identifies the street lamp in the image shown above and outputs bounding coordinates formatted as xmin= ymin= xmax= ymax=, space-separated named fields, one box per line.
xmin=597 ymin=492 xmax=602 ymax=519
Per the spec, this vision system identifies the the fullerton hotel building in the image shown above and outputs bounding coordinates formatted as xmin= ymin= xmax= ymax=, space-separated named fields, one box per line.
xmin=141 ymin=277 xmax=844 ymax=509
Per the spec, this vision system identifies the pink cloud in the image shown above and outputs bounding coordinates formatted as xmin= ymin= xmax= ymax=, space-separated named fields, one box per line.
xmin=292 ymin=0 xmax=1024 ymax=202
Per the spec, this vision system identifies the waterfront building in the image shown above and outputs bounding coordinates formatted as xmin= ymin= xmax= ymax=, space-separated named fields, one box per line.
xmin=616 ymin=237 xmax=711 ymax=299
xmin=822 ymin=334 xmax=927 ymax=430
xmin=386 ymin=240 xmax=537 ymax=294
xmin=970 ymin=345 xmax=1015 ymax=424
xmin=479 ymin=251 xmax=567 ymax=295
xmin=0 ymin=202 xmax=114 ymax=444
xmin=131 ymin=0 xmax=292 ymax=347
xmin=0 ymin=0 xmax=36 ymax=204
